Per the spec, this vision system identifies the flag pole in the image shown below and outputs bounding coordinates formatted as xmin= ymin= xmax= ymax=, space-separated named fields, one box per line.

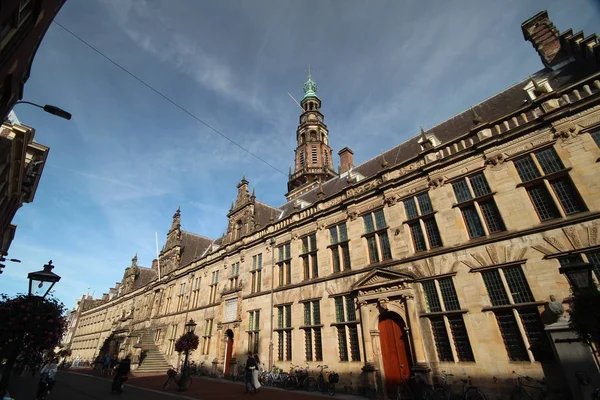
xmin=155 ymin=231 xmax=161 ymax=281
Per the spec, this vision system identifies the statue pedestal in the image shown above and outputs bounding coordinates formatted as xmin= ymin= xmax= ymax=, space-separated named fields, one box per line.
xmin=546 ymin=319 xmax=600 ymax=400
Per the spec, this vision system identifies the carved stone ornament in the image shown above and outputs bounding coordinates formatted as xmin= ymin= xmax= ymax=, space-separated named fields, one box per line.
xmin=484 ymin=153 xmax=506 ymax=167
xmin=383 ymin=194 xmax=399 ymax=207
xmin=377 ymin=298 xmax=390 ymax=311
xmin=427 ymin=175 xmax=445 ymax=189
xmin=553 ymin=124 xmax=583 ymax=141
xmin=346 ymin=210 xmax=359 ymax=221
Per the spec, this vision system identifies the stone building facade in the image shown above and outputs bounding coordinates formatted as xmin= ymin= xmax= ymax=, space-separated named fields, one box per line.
xmin=69 ymin=12 xmax=600 ymax=399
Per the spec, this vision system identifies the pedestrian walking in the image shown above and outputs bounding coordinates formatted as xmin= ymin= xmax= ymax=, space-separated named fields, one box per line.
xmin=111 ymin=355 xmax=131 ymax=393
xmin=36 ymin=358 xmax=58 ymax=399
xmin=244 ymin=352 xmax=257 ymax=394
xmin=252 ymin=354 xmax=262 ymax=391
xmin=102 ymin=355 xmax=111 ymax=375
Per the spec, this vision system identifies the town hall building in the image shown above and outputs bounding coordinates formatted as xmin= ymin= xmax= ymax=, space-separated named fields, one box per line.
xmin=67 ymin=12 xmax=600 ymax=399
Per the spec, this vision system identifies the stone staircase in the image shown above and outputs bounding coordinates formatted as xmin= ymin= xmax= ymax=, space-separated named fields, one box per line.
xmin=132 ymin=328 xmax=173 ymax=375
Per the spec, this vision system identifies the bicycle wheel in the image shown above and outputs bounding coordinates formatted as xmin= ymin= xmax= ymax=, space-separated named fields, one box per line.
xmin=163 ymin=377 xmax=173 ymax=390
xmin=464 ymin=387 xmax=486 ymax=400
xmin=397 ymin=384 xmax=412 ymax=400
xmin=305 ymin=377 xmax=318 ymax=392
xmin=434 ymin=388 xmax=450 ymax=400
xmin=284 ymin=376 xmax=295 ymax=390
xmin=318 ymin=375 xmax=325 ymax=393
xmin=328 ymin=382 xmax=335 ymax=396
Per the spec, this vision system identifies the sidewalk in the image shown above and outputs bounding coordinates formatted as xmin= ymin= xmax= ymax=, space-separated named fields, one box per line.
xmin=71 ymin=368 xmax=370 ymax=400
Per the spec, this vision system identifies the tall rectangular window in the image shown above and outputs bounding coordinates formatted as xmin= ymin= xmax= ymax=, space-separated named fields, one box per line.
xmin=275 ymin=304 xmax=292 ymax=361
xmin=420 ymin=277 xmax=474 ymax=362
xmin=277 ymin=243 xmax=292 ymax=287
xmin=167 ymin=324 xmax=178 ymax=355
xmin=229 ymin=262 xmax=240 ymax=290
xmin=209 ymin=270 xmax=219 ymax=304
xmin=248 ymin=310 xmax=260 ymax=354
xmin=191 ymin=277 xmax=201 ymax=308
xmin=403 ymin=193 xmax=443 ymax=252
xmin=363 ymin=209 xmax=392 ymax=264
xmin=177 ymin=282 xmax=186 ymax=312
xmin=302 ymin=300 xmax=323 ymax=361
xmin=202 ymin=319 xmax=213 ymax=355
xmin=251 ymin=254 xmax=262 ymax=294
xmin=452 ymin=172 xmax=506 ymax=238
xmin=329 ymin=222 xmax=351 ymax=273
xmin=479 ymin=265 xmax=550 ymax=362
xmin=301 ymin=233 xmax=319 ymax=280
xmin=333 ymin=295 xmax=361 ymax=362
xmin=163 ymin=285 xmax=174 ymax=315
xmin=514 ymin=147 xmax=586 ymax=221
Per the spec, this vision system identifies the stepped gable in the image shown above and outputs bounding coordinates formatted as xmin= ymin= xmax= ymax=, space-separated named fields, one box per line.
xmin=277 ymin=60 xmax=596 ymax=219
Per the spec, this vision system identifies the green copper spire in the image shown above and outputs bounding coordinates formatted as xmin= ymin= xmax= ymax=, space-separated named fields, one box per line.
xmin=303 ymin=65 xmax=318 ymax=99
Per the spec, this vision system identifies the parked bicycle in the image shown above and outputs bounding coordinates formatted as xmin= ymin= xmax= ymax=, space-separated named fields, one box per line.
xmin=396 ymin=375 xmax=434 ymax=400
xmin=261 ymin=364 xmax=287 ymax=387
xmin=316 ymin=364 xmax=338 ymax=395
xmin=232 ymin=363 xmax=246 ymax=382
xmin=434 ymin=371 xmax=486 ymax=400
xmin=284 ymin=364 xmax=317 ymax=391
xmin=510 ymin=371 xmax=548 ymax=400
xmin=163 ymin=368 xmax=192 ymax=391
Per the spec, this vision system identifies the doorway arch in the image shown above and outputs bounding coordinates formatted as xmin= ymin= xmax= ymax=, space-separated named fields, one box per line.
xmin=224 ymin=329 xmax=234 ymax=377
xmin=378 ymin=312 xmax=412 ymax=397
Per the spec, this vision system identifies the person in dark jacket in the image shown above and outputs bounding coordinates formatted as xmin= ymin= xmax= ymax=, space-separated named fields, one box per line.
xmin=244 ymin=352 xmax=257 ymax=394
xmin=111 ymin=356 xmax=131 ymax=393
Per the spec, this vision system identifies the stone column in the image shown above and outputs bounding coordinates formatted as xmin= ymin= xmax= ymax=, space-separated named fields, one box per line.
xmin=405 ymin=295 xmax=429 ymax=373
xmin=358 ymin=301 xmax=374 ymax=363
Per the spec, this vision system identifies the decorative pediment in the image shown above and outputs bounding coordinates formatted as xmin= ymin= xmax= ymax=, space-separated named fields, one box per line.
xmin=352 ymin=268 xmax=414 ymax=292
xmin=532 ymin=223 xmax=600 ymax=256
xmin=411 ymin=255 xmax=460 ymax=278
xmin=461 ymin=244 xmax=527 ymax=270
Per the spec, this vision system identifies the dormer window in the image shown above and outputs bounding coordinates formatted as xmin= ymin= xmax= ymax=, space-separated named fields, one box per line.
xmin=524 ymin=77 xmax=553 ymax=101
xmin=235 ymin=220 xmax=243 ymax=239
xmin=418 ymin=134 xmax=441 ymax=151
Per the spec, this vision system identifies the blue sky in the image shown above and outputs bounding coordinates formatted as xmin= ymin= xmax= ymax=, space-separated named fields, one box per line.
xmin=1 ymin=0 xmax=598 ymax=309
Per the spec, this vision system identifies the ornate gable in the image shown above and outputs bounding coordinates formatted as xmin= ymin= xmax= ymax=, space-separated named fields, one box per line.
xmin=352 ymin=268 xmax=414 ymax=293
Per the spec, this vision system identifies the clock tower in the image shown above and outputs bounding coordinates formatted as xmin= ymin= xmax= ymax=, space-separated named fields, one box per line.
xmin=286 ymin=72 xmax=336 ymax=201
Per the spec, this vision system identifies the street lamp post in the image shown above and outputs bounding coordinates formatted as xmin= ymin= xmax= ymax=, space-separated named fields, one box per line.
xmin=183 ymin=319 xmax=197 ymax=367
xmin=558 ymin=260 xmax=595 ymax=293
xmin=0 ymin=262 xmax=61 ymax=398
xmin=13 ymin=101 xmax=72 ymax=120
xmin=28 ymin=260 xmax=61 ymax=298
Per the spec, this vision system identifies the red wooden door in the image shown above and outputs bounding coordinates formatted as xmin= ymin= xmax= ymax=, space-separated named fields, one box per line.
xmin=378 ymin=313 xmax=412 ymax=397
xmin=224 ymin=336 xmax=234 ymax=376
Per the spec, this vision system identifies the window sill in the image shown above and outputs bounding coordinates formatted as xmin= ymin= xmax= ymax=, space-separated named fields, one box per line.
xmin=330 ymin=321 xmax=359 ymax=327
xmin=327 ymin=240 xmax=350 ymax=249
xmin=481 ymin=301 xmax=546 ymax=312
xmin=299 ymin=324 xmax=324 ymax=329
xmin=273 ymin=327 xmax=294 ymax=332
xmin=419 ymin=309 xmax=468 ymax=318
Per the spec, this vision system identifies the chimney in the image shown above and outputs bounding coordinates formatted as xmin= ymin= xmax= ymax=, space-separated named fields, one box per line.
xmin=338 ymin=147 xmax=354 ymax=174
xmin=522 ymin=11 xmax=569 ymax=69
xmin=152 ymin=259 xmax=158 ymax=270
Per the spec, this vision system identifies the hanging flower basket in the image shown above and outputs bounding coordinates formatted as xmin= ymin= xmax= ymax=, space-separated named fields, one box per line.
xmin=174 ymin=332 xmax=199 ymax=354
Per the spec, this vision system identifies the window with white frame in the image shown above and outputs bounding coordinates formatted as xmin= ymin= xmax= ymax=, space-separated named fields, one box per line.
xmin=301 ymin=233 xmax=319 ymax=280
xmin=277 ymin=243 xmax=292 ymax=287
xmin=362 ymin=209 xmax=392 ymax=264
xmin=329 ymin=222 xmax=351 ymax=273
xmin=248 ymin=310 xmax=260 ymax=354
xmin=301 ymin=300 xmax=323 ymax=361
xmin=275 ymin=304 xmax=292 ymax=361
xmin=452 ymin=172 xmax=506 ymax=238
xmin=333 ymin=295 xmax=360 ymax=361
xmin=421 ymin=277 xmax=474 ymax=362
xmin=209 ymin=271 xmax=219 ymax=304
xmin=403 ymin=192 xmax=443 ymax=252
xmin=513 ymin=147 xmax=586 ymax=221
xmin=479 ymin=265 xmax=550 ymax=362
xmin=251 ymin=254 xmax=262 ymax=293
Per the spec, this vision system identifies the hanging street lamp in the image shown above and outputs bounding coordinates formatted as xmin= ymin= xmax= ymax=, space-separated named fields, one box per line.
xmin=28 ymin=260 xmax=61 ymax=298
